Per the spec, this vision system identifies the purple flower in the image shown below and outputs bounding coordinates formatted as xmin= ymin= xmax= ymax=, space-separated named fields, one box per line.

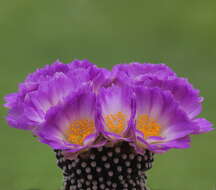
xmin=4 ymin=61 xmax=213 ymax=155
xmin=108 ymin=63 xmax=213 ymax=153
xmin=36 ymin=86 xmax=106 ymax=156
xmin=4 ymin=60 xmax=108 ymax=130
xmin=132 ymin=87 xmax=195 ymax=153
xmin=97 ymin=85 xmax=135 ymax=142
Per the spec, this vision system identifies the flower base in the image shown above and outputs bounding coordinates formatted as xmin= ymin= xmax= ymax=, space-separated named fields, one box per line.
xmin=55 ymin=142 xmax=154 ymax=190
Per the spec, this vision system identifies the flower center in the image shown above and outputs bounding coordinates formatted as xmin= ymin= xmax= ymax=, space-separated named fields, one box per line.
xmin=136 ymin=114 xmax=161 ymax=138
xmin=66 ymin=119 xmax=95 ymax=145
xmin=105 ymin=112 xmax=126 ymax=135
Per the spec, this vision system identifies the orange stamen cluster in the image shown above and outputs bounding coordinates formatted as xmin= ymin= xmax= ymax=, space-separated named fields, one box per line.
xmin=66 ymin=119 xmax=95 ymax=145
xmin=136 ymin=114 xmax=161 ymax=138
xmin=105 ymin=112 xmax=126 ymax=135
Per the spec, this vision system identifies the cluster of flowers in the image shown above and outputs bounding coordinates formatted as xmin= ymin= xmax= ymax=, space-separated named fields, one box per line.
xmin=4 ymin=60 xmax=213 ymax=157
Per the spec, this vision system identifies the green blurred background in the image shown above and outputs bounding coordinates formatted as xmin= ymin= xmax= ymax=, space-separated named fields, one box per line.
xmin=0 ymin=0 xmax=215 ymax=190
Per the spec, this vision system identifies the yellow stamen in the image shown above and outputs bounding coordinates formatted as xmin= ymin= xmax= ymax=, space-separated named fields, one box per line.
xmin=136 ymin=114 xmax=161 ymax=138
xmin=66 ymin=119 xmax=95 ymax=145
xmin=104 ymin=112 xmax=126 ymax=135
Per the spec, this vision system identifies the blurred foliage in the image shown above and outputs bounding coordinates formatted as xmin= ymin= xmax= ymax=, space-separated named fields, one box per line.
xmin=0 ymin=0 xmax=215 ymax=190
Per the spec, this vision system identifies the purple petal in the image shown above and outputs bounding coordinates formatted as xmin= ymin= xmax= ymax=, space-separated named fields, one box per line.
xmin=192 ymin=118 xmax=214 ymax=134
xmin=149 ymin=136 xmax=191 ymax=153
xmin=136 ymin=76 xmax=203 ymax=119
xmin=5 ymin=73 xmax=77 ymax=130
xmin=26 ymin=60 xmax=70 ymax=83
xmin=112 ymin=62 xmax=176 ymax=80
xmin=4 ymin=93 xmax=18 ymax=108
